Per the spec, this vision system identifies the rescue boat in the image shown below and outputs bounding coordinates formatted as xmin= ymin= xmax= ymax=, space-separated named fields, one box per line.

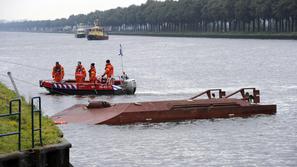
xmin=52 ymin=88 xmax=277 ymax=125
xmin=39 ymin=78 xmax=136 ymax=95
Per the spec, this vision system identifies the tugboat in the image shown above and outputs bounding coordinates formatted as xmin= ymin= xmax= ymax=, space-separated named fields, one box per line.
xmin=52 ymin=88 xmax=277 ymax=125
xmin=40 ymin=77 xmax=136 ymax=95
xmin=87 ymin=25 xmax=108 ymax=40
xmin=75 ymin=24 xmax=86 ymax=38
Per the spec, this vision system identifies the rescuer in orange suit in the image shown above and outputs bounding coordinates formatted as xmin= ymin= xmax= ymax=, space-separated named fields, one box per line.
xmin=75 ymin=61 xmax=86 ymax=83
xmin=101 ymin=59 xmax=114 ymax=85
xmin=88 ymin=63 xmax=97 ymax=82
xmin=52 ymin=62 xmax=64 ymax=82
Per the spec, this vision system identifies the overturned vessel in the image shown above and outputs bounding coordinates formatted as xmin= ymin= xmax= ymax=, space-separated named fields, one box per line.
xmin=52 ymin=88 xmax=276 ymax=125
xmin=40 ymin=78 xmax=136 ymax=95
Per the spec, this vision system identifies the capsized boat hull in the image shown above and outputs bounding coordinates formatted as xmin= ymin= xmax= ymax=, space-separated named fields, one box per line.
xmin=52 ymin=98 xmax=276 ymax=125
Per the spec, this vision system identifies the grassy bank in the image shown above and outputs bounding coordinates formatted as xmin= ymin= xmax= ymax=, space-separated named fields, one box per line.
xmin=0 ymin=83 xmax=62 ymax=154
xmin=109 ymin=31 xmax=297 ymax=40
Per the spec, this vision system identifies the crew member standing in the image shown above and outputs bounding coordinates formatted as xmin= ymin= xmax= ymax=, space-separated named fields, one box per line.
xmin=101 ymin=59 xmax=114 ymax=84
xmin=88 ymin=63 xmax=97 ymax=82
xmin=52 ymin=62 xmax=64 ymax=82
xmin=75 ymin=61 xmax=86 ymax=83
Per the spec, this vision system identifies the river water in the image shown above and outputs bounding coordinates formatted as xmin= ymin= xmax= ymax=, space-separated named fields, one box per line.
xmin=0 ymin=32 xmax=296 ymax=166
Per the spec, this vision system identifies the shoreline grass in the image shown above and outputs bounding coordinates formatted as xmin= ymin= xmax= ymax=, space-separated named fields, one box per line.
xmin=0 ymin=82 xmax=62 ymax=154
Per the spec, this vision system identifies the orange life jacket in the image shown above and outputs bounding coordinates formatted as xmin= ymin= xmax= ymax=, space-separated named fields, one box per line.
xmin=89 ymin=67 xmax=97 ymax=82
xmin=75 ymin=65 xmax=86 ymax=83
xmin=105 ymin=63 xmax=114 ymax=78
xmin=52 ymin=65 xmax=64 ymax=82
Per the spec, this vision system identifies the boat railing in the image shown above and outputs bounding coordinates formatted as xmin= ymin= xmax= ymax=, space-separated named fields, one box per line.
xmin=225 ymin=88 xmax=260 ymax=103
xmin=190 ymin=89 xmax=226 ymax=100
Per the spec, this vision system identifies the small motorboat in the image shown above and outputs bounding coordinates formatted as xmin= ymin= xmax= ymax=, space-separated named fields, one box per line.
xmin=39 ymin=78 xmax=136 ymax=95
xmin=52 ymin=88 xmax=277 ymax=125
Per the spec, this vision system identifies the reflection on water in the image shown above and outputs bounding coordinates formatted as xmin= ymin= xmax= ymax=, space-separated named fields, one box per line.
xmin=0 ymin=32 xmax=297 ymax=166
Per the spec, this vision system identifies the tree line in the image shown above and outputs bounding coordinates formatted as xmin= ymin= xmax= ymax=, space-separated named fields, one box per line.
xmin=1 ymin=0 xmax=297 ymax=33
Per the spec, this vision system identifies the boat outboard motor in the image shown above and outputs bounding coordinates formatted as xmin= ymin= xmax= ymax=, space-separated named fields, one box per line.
xmin=122 ymin=79 xmax=137 ymax=94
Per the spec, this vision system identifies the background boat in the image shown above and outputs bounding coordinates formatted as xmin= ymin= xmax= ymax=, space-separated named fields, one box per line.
xmin=75 ymin=23 xmax=86 ymax=38
xmin=87 ymin=25 xmax=108 ymax=40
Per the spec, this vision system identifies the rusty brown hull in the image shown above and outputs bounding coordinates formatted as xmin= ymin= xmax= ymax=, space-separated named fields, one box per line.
xmin=102 ymin=104 xmax=276 ymax=125
xmin=52 ymin=98 xmax=276 ymax=125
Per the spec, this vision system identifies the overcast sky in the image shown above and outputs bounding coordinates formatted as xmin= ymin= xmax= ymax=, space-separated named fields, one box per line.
xmin=0 ymin=0 xmax=147 ymax=21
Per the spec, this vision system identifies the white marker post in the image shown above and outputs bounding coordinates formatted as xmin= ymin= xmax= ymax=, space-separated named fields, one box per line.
xmin=119 ymin=44 xmax=124 ymax=74
xmin=7 ymin=72 xmax=21 ymax=99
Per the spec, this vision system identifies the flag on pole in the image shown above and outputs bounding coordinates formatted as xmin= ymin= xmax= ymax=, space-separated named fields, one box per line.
xmin=119 ymin=44 xmax=124 ymax=74
xmin=119 ymin=44 xmax=123 ymax=56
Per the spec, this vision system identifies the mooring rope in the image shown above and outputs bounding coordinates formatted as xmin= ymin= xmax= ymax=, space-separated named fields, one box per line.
xmin=0 ymin=59 xmax=74 ymax=78
xmin=0 ymin=59 xmax=123 ymax=79
xmin=0 ymin=59 xmax=50 ymax=72
xmin=0 ymin=74 xmax=40 ymax=87
xmin=0 ymin=74 xmax=71 ymax=96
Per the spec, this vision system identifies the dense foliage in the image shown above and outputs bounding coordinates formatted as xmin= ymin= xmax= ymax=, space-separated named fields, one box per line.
xmin=1 ymin=0 xmax=297 ymax=33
